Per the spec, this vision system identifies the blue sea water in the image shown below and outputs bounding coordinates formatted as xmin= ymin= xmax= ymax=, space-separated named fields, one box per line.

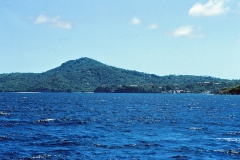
xmin=0 ymin=93 xmax=240 ymax=159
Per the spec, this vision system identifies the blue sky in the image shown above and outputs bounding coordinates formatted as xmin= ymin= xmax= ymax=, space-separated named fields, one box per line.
xmin=1 ymin=0 xmax=240 ymax=79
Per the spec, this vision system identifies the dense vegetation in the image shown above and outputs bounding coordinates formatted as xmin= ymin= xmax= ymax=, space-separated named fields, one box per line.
xmin=219 ymin=85 xmax=240 ymax=94
xmin=0 ymin=57 xmax=239 ymax=93
xmin=94 ymin=82 xmax=240 ymax=94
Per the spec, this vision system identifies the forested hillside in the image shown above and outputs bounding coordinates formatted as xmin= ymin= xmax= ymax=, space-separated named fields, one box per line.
xmin=219 ymin=85 xmax=240 ymax=94
xmin=0 ymin=57 xmax=239 ymax=93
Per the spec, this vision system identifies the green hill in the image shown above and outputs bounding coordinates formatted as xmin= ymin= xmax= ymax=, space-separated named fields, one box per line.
xmin=0 ymin=57 xmax=239 ymax=93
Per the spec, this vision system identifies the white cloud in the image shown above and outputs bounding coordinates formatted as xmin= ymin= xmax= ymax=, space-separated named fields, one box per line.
xmin=131 ymin=17 xmax=141 ymax=25
xmin=149 ymin=23 xmax=158 ymax=30
xmin=172 ymin=25 xmax=205 ymax=38
xmin=173 ymin=26 xmax=193 ymax=37
xmin=189 ymin=0 xmax=229 ymax=16
xmin=34 ymin=15 xmax=72 ymax=29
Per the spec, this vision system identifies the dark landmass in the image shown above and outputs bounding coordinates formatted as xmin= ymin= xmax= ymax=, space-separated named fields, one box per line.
xmin=218 ymin=85 xmax=240 ymax=95
xmin=0 ymin=57 xmax=239 ymax=93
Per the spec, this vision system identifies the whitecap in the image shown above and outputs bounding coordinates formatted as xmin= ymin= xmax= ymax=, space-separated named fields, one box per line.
xmin=224 ymin=132 xmax=240 ymax=135
xmin=216 ymin=138 xmax=240 ymax=143
xmin=37 ymin=118 xmax=56 ymax=123
xmin=189 ymin=127 xmax=204 ymax=130
xmin=0 ymin=111 xmax=10 ymax=115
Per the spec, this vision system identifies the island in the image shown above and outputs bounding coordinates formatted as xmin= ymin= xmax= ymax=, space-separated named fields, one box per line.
xmin=0 ymin=57 xmax=239 ymax=94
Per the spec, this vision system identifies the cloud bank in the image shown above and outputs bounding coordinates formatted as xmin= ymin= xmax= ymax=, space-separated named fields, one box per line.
xmin=35 ymin=15 xmax=72 ymax=29
xmin=189 ymin=0 xmax=229 ymax=16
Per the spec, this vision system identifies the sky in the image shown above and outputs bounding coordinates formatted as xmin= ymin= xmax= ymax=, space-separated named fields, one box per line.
xmin=1 ymin=0 xmax=240 ymax=79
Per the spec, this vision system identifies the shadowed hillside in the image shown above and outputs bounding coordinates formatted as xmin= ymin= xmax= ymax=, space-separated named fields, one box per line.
xmin=219 ymin=85 xmax=240 ymax=94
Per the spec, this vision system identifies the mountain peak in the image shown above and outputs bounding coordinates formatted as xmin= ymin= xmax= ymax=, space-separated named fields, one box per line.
xmin=46 ymin=57 xmax=104 ymax=73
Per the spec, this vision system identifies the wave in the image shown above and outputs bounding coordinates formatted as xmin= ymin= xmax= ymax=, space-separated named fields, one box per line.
xmin=216 ymin=138 xmax=240 ymax=143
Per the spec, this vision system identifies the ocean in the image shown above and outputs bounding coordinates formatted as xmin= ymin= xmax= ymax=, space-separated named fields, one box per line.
xmin=0 ymin=93 xmax=240 ymax=159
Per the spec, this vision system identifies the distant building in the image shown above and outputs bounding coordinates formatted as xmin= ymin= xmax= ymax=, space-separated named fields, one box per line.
xmin=130 ymin=85 xmax=138 ymax=87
